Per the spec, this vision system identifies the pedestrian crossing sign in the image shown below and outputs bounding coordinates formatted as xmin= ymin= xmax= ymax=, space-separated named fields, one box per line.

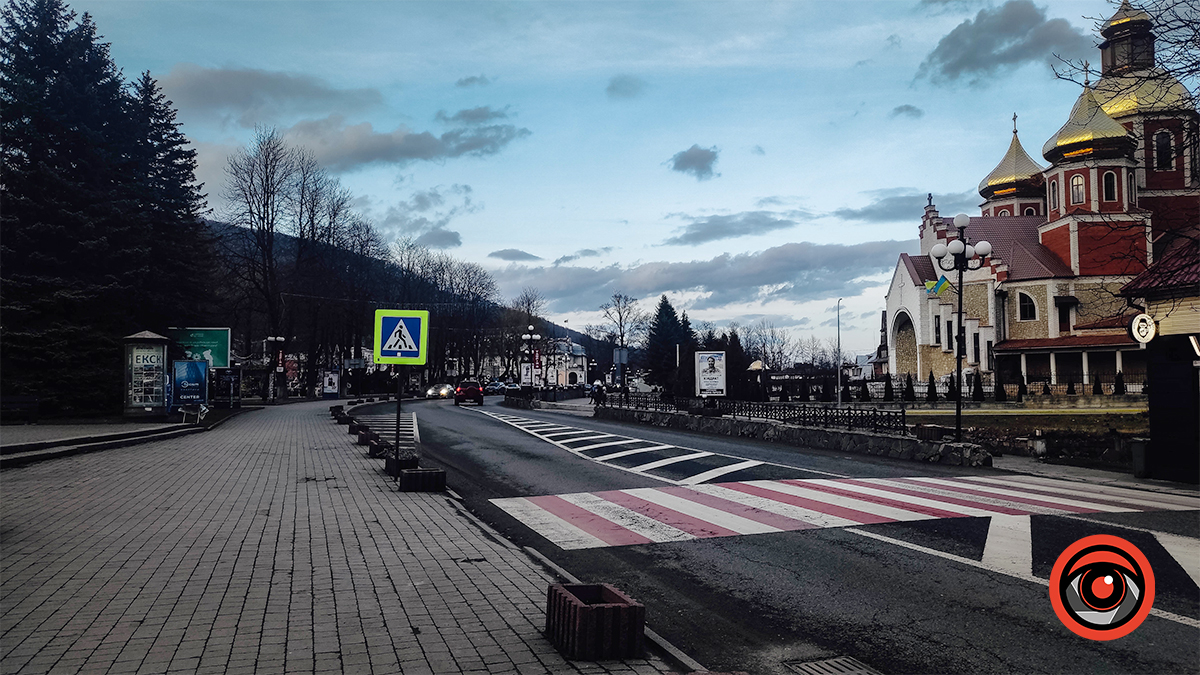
xmin=373 ymin=310 xmax=429 ymax=365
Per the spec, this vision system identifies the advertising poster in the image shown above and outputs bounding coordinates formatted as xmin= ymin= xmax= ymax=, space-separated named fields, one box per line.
xmin=127 ymin=344 xmax=166 ymax=408
xmin=212 ymin=368 xmax=242 ymax=408
xmin=323 ymin=371 xmax=340 ymax=397
xmin=167 ymin=328 xmax=231 ymax=368
xmin=173 ymin=360 xmax=208 ymax=405
xmin=696 ymin=351 xmax=727 ymax=397
xmin=520 ymin=363 xmax=533 ymax=387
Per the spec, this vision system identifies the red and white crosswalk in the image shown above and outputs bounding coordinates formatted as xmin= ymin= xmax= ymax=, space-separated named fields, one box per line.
xmin=491 ymin=473 xmax=1200 ymax=550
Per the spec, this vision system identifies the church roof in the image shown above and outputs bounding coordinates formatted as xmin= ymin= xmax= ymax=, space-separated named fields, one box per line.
xmin=1042 ymin=87 xmax=1130 ymax=160
xmin=900 ymin=253 xmax=937 ymax=285
xmin=1102 ymin=0 xmax=1151 ymax=32
xmin=942 ymin=216 xmax=1074 ymax=281
xmin=978 ymin=130 xmax=1045 ymax=196
xmin=1122 ymin=235 xmax=1200 ymax=296
xmin=1094 ymin=68 xmax=1197 ymax=119
xmin=994 ymin=334 xmax=1136 ymax=352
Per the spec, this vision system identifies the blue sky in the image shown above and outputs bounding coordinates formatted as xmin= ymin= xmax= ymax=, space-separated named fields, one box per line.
xmin=85 ymin=0 xmax=1110 ymax=355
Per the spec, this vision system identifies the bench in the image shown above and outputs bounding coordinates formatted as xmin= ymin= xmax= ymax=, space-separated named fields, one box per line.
xmin=1 ymin=395 xmax=40 ymax=423
xmin=178 ymin=404 xmax=208 ymax=424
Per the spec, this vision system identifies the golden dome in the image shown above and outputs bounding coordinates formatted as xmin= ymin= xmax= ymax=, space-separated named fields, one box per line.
xmin=979 ymin=130 xmax=1044 ymax=195
xmin=1094 ymin=68 xmax=1197 ymax=119
xmin=1042 ymin=87 xmax=1129 ymax=159
xmin=1102 ymin=0 xmax=1151 ymax=32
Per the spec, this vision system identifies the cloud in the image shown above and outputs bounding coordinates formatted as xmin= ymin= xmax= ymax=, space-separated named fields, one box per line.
xmin=661 ymin=210 xmax=806 ymax=246
xmin=161 ymin=63 xmax=382 ymax=128
xmin=283 ymin=114 xmax=531 ymax=172
xmin=890 ymin=104 xmax=925 ymax=119
xmin=554 ymin=248 xmax=613 ymax=265
xmin=414 ymin=229 xmax=462 ymax=249
xmin=456 ymin=75 xmax=491 ymax=87
xmin=606 ymin=75 xmax=647 ymax=99
xmin=886 ymin=34 xmax=902 ymax=49
xmin=378 ymin=184 xmax=477 ymax=248
xmin=918 ymin=0 xmax=1091 ymax=86
xmin=859 ymin=310 xmax=880 ymax=319
xmin=491 ymin=239 xmax=914 ymax=314
xmin=751 ymin=145 xmax=766 ymax=155
xmin=489 ymin=249 xmax=542 ymax=261
xmin=832 ymin=188 xmax=978 ymax=223
xmin=435 ymin=106 xmax=510 ymax=125
xmin=669 ymin=145 xmax=720 ymax=181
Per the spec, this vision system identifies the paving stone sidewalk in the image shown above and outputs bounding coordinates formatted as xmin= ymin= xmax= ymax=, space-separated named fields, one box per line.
xmin=0 ymin=401 xmax=678 ymax=674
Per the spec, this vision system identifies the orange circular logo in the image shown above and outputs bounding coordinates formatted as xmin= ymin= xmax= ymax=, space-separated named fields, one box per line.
xmin=1049 ymin=534 xmax=1154 ymax=640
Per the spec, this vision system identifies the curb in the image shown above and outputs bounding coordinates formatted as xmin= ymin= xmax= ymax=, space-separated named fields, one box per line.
xmin=0 ymin=407 xmax=259 ymax=470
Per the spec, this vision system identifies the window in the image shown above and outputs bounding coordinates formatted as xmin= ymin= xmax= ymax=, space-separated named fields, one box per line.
xmin=1018 ymin=293 xmax=1037 ymax=321
xmin=986 ymin=340 xmax=994 ymax=371
xmin=1155 ymin=131 xmax=1173 ymax=170
xmin=997 ymin=209 xmax=1010 ymax=217
xmin=947 ymin=320 xmax=954 ymax=352
xmin=1058 ymin=305 xmax=1071 ymax=333
xmin=972 ymin=333 xmax=980 ymax=364
xmin=1070 ymin=175 xmax=1085 ymax=204
xmin=1128 ymin=172 xmax=1136 ymax=206
xmin=1024 ymin=207 xmax=1037 ymax=215
xmin=1103 ymin=171 xmax=1117 ymax=201
xmin=1050 ymin=179 xmax=1059 ymax=210
xmin=934 ymin=316 xmax=941 ymax=345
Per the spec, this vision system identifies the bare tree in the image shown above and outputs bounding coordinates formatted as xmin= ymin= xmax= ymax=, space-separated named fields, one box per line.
xmin=599 ymin=292 xmax=647 ymax=351
xmin=512 ymin=287 xmax=546 ymax=326
xmin=745 ymin=319 xmax=796 ymax=371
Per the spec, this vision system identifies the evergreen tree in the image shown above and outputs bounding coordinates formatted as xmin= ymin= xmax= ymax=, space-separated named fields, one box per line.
xmin=645 ymin=295 xmax=684 ymax=389
xmin=972 ymin=372 xmax=984 ymax=401
xmin=1114 ymin=371 xmax=1126 ymax=395
xmin=926 ymin=371 xmax=938 ymax=402
xmin=994 ymin=371 xmax=1008 ymax=402
xmin=947 ymin=376 xmax=959 ymax=401
xmin=673 ymin=311 xmax=697 ymax=398
xmin=819 ymin=377 xmax=833 ymax=402
xmin=903 ymin=374 xmax=916 ymax=402
xmin=883 ymin=377 xmax=894 ymax=402
xmin=797 ymin=379 xmax=810 ymax=402
xmin=1093 ymin=378 xmax=1103 ymax=396
xmin=858 ymin=380 xmax=872 ymax=402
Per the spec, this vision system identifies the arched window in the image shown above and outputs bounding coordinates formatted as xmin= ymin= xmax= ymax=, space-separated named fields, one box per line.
xmin=1103 ymin=171 xmax=1117 ymax=201
xmin=997 ymin=208 xmax=1010 ymax=217
xmin=1128 ymin=172 xmax=1136 ymax=206
xmin=1050 ymin=179 xmax=1059 ymax=210
xmin=1024 ymin=207 xmax=1037 ymax=215
xmin=1155 ymin=131 xmax=1173 ymax=170
xmin=1018 ymin=292 xmax=1037 ymax=321
xmin=1070 ymin=175 xmax=1085 ymax=204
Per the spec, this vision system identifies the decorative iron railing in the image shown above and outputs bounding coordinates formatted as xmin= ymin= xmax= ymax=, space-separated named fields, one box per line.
xmin=610 ymin=392 xmax=907 ymax=434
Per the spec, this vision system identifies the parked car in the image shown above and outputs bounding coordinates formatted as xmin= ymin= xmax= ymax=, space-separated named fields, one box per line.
xmin=455 ymin=380 xmax=484 ymax=406
xmin=504 ymin=383 xmax=521 ymax=393
xmin=484 ymin=381 xmax=506 ymax=395
xmin=425 ymin=383 xmax=454 ymax=399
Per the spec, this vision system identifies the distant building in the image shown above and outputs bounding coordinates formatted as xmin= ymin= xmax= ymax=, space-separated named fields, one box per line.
xmin=883 ymin=1 xmax=1197 ymax=388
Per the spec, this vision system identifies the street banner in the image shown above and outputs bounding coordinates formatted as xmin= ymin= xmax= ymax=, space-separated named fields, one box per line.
xmin=322 ymin=371 xmax=340 ymax=398
xmin=212 ymin=368 xmax=242 ymax=408
xmin=167 ymin=328 xmax=231 ymax=368
xmin=696 ymin=351 xmax=727 ymax=397
xmin=373 ymin=310 xmax=429 ymax=365
xmin=520 ymin=363 xmax=533 ymax=387
xmin=173 ymin=360 xmax=208 ymax=405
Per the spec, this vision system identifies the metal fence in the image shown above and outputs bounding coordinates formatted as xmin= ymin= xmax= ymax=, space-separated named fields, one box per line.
xmin=610 ymin=392 xmax=907 ymax=434
xmin=854 ymin=375 xmax=1147 ymax=401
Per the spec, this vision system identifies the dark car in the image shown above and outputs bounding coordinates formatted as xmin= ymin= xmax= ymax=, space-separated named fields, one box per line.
xmin=454 ymin=380 xmax=484 ymax=405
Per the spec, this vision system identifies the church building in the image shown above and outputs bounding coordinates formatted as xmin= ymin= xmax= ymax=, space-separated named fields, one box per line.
xmin=883 ymin=1 xmax=1197 ymax=391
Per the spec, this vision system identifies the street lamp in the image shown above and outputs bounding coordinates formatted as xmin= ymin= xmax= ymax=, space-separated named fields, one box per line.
xmin=520 ymin=325 xmax=541 ymax=391
xmin=264 ymin=336 xmax=285 ymax=404
xmin=931 ymin=213 xmax=992 ymax=443
xmin=836 ymin=298 xmax=842 ymax=407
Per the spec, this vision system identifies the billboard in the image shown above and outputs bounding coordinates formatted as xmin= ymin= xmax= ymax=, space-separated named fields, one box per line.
xmin=167 ymin=327 xmax=231 ymax=369
xmin=126 ymin=343 xmax=166 ymax=409
xmin=173 ymin=360 xmax=208 ymax=405
xmin=212 ymin=368 xmax=241 ymax=409
xmin=695 ymin=351 xmax=727 ymax=397
xmin=323 ymin=371 xmax=340 ymax=396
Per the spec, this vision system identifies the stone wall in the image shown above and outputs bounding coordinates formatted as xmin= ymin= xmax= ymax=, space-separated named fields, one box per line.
xmin=963 ymin=283 xmax=991 ymax=327
xmin=595 ymin=407 xmax=992 ymax=467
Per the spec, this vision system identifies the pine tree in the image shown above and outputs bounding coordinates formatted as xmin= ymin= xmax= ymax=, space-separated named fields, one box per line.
xmin=859 ymin=380 xmax=872 ymax=402
xmin=883 ymin=377 xmax=894 ymax=402
xmin=1092 ymin=378 xmax=1103 ymax=396
xmin=926 ymin=371 xmax=939 ymax=402
xmin=645 ymin=295 xmax=684 ymax=389
xmin=1114 ymin=371 xmax=1126 ymax=395
xmin=994 ymin=371 xmax=1008 ymax=402
xmin=972 ymin=372 xmax=984 ymax=401
xmin=903 ymin=374 xmax=916 ymax=401
xmin=946 ymin=376 xmax=959 ymax=401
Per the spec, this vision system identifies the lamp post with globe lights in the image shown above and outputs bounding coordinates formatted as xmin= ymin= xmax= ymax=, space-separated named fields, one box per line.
xmin=931 ymin=213 xmax=992 ymax=443
xmin=520 ymin=325 xmax=541 ymax=393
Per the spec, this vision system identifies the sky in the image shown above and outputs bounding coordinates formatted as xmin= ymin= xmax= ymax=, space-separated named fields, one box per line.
xmin=82 ymin=0 xmax=1116 ymax=356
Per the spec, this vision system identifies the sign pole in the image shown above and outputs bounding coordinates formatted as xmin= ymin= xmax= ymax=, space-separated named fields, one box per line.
xmin=395 ymin=366 xmax=402 ymax=482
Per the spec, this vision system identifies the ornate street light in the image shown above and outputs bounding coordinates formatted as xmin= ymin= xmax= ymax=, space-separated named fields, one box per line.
xmin=931 ymin=213 xmax=992 ymax=443
xmin=520 ymin=325 xmax=541 ymax=390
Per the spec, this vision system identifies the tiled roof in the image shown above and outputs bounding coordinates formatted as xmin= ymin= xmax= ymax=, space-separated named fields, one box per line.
xmin=900 ymin=253 xmax=937 ymax=285
xmin=1121 ymin=235 xmax=1200 ymax=296
xmin=994 ymin=334 xmax=1136 ymax=351
xmin=1073 ymin=314 xmax=1136 ymax=330
xmin=939 ymin=216 xmax=1074 ymax=281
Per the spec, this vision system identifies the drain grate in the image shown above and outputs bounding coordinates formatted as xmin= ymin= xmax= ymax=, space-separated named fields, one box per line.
xmin=784 ymin=656 xmax=883 ymax=675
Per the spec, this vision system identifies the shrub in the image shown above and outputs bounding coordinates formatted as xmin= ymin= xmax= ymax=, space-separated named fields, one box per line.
xmin=926 ymin=371 xmax=938 ymax=402
xmin=883 ymin=377 xmax=895 ymax=402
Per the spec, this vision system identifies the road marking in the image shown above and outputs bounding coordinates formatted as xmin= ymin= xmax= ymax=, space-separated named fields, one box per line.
xmin=629 ymin=452 xmax=714 ymax=472
xmin=621 ymin=488 xmax=783 ymax=535
xmin=680 ymin=460 xmax=763 ymax=486
xmin=981 ymin=515 xmax=1033 ymax=576
xmin=1154 ymin=532 xmax=1200 ymax=588
xmin=573 ymin=438 xmax=642 ymax=452
xmin=594 ymin=445 xmax=673 ymax=462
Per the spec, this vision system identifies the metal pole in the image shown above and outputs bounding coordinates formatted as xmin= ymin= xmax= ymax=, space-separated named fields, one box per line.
xmin=955 ymin=231 xmax=965 ymax=443
xmin=395 ymin=366 xmax=402 ymax=481
xmin=836 ymin=298 xmax=842 ymax=407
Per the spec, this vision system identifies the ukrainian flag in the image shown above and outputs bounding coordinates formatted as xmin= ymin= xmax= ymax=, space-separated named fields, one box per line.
xmin=925 ymin=275 xmax=951 ymax=295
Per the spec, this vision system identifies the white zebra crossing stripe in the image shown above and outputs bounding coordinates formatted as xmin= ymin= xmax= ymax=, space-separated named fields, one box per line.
xmin=965 ymin=476 xmax=1195 ymax=511
xmin=593 ymin=445 xmax=673 ymax=462
xmin=630 ymin=452 xmax=714 ymax=472
xmin=909 ymin=477 xmax=1135 ymax=513
xmin=574 ymin=438 xmax=642 ymax=452
xmin=680 ymin=460 xmax=763 ymax=486
xmin=491 ymin=475 xmax=1199 ymax=551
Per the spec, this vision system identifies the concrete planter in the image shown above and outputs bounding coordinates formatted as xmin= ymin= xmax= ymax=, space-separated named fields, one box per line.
xmin=357 ymin=431 xmax=372 ymax=446
xmin=545 ymin=583 xmax=644 ymax=660
xmin=368 ymin=439 xmax=388 ymax=458
xmin=336 ymin=414 xmax=351 ymax=425
xmin=386 ymin=456 xmax=419 ymax=476
xmin=398 ymin=467 xmax=446 ymax=491
xmin=329 ymin=405 xmax=344 ymax=418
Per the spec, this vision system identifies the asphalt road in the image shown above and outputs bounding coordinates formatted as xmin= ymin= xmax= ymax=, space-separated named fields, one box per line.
xmin=361 ymin=398 xmax=1200 ymax=675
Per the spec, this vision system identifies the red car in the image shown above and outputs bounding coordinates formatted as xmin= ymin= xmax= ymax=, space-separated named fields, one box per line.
xmin=454 ymin=380 xmax=484 ymax=405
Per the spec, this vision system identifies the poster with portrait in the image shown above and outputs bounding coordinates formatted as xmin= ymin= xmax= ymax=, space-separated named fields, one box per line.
xmin=323 ymin=371 xmax=340 ymax=397
xmin=695 ymin=351 xmax=726 ymax=397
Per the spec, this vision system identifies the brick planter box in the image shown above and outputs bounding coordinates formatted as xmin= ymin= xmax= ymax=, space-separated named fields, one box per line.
xmin=398 ymin=467 xmax=445 ymax=491
xmin=368 ymin=440 xmax=388 ymax=458
xmin=348 ymin=422 xmax=361 ymax=434
xmin=357 ymin=431 xmax=372 ymax=446
xmin=329 ymin=405 xmax=344 ymax=418
xmin=336 ymin=414 xmax=351 ymax=425
xmin=545 ymin=583 xmax=644 ymax=660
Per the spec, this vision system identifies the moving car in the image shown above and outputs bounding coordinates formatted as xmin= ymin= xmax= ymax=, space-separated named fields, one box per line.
xmin=504 ymin=383 xmax=521 ymax=393
xmin=484 ymin=381 xmax=506 ymax=395
xmin=455 ymin=380 xmax=484 ymax=406
xmin=425 ymin=383 xmax=454 ymax=399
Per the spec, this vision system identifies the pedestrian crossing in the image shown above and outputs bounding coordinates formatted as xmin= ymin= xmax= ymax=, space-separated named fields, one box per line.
xmin=491 ymin=474 xmax=1200 ymax=550
xmin=350 ymin=411 xmax=420 ymax=453
xmin=473 ymin=409 xmax=845 ymax=484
